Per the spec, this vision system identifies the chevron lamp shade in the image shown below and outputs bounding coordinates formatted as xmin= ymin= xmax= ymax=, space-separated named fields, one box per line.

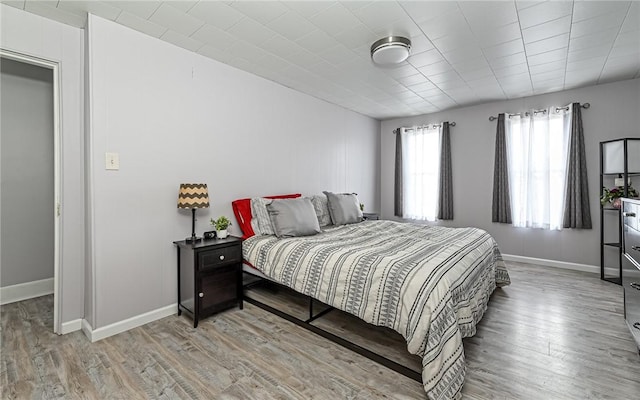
xmin=177 ymin=183 xmax=210 ymax=209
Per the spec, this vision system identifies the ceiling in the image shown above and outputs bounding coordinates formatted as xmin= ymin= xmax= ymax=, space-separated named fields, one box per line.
xmin=3 ymin=1 xmax=639 ymax=120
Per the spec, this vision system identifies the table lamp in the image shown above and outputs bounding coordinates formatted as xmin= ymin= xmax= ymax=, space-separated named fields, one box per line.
xmin=177 ymin=183 xmax=209 ymax=243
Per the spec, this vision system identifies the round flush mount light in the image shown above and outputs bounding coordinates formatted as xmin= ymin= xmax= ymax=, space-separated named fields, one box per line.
xmin=370 ymin=36 xmax=412 ymax=65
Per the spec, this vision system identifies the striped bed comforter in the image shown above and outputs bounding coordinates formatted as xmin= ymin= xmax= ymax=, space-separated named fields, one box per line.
xmin=243 ymin=220 xmax=510 ymax=400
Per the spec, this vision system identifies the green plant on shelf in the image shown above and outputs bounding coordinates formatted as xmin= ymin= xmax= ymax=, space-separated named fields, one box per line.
xmin=600 ymin=185 xmax=638 ymax=206
xmin=211 ymin=216 xmax=232 ymax=231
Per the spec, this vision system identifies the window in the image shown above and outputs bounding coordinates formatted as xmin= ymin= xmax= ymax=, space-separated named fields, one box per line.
xmin=401 ymin=126 xmax=441 ymax=221
xmin=506 ymin=109 xmax=570 ymax=230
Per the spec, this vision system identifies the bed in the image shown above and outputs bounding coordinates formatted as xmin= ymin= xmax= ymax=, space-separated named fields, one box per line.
xmin=242 ymin=218 xmax=510 ymax=400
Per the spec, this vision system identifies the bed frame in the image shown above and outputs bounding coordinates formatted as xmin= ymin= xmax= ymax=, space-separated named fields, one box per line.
xmin=242 ymin=270 xmax=422 ymax=383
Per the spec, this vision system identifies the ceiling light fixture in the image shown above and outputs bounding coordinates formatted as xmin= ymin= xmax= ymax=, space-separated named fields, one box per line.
xmin=370 ymin=36 xmax=411 ymax=66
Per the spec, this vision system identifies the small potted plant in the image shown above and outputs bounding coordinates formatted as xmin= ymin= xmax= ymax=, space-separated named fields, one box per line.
xmin=211 ymin=216 xmax=232 ymax=239
xmin=601 ymin=186 xmax=638 ymax=209
xmin=359 ymin=203 xmax=365 ymax=212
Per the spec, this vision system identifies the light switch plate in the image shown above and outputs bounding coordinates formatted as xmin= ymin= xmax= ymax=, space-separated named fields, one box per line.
xmin=105 ymin=152 xmax=119 ymax=170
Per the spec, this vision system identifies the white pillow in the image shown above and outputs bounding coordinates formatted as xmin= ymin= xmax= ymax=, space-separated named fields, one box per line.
xmin=251 ymin=198 xmax=274 ymax=235
xmin=250 ymin=217 xmax=261 ymax=236
xmin=310 ymin=194 xmax=333 ymax=227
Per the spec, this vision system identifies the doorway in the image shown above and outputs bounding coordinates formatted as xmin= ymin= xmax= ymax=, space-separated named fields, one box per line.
xmin=0 ymin=50 xmax=61 ymax=334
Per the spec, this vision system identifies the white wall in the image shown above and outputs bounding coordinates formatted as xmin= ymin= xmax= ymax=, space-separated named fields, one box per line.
xmin=381 ymin=78 xmax=640 ymax=267
xmin=1 ymin=59 xmax=54 ymax=287
xmin=0 ymin=4 xmax=85 ymax=324
xmin=86 ymin=15 xmax=380 ymax=328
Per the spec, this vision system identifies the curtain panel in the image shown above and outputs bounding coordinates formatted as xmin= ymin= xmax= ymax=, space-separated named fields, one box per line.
xmin=492 ymin=114 xmax=512 ymax=223
xmin=398 ymin=126 xmax=441 ymax=221
xmin=437 ymin=122 xmax=453 ymax=220
xmin=394 ymin=128 xmax=403 ymax=217
xmin=562 ymin=103 xmax=592 ymax=229
xmin=507 ymin=109 xmax=570 ymax=230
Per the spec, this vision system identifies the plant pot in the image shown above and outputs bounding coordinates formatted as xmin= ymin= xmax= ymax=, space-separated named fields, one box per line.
xmin=216 ymin=229 xmax=228 ymax=239
xmin=612 ymin=198 xmax=622 ymax=209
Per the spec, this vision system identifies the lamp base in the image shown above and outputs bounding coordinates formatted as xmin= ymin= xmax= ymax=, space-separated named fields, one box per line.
xmin=185 ymin=236 xmax=202 ymax=243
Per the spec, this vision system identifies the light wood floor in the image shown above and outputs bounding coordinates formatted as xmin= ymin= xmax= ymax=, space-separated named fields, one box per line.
xmin=2 ymin=262 xmax=639 ymax=399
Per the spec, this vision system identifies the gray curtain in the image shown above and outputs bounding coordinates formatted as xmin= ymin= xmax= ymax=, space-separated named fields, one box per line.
xmin=492 ymin=114 xmax=512 ymax=223
xmin=562 ymin=103 xmax=592 ymax=229
xmin=437 ymin=122 xmax=453 ymax=220
xmin=394 ymin=128 xmax=403 ymax=217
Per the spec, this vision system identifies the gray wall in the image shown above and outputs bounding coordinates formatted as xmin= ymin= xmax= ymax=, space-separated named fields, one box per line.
xmin=86 ymin=15 xmax=380 ymax=328
xmin=380 ymin=78 xmax=640 ymax=267
xmin=1 ymin=58 xmax=54 ymax=287
xmin=1 ymin=4 xmax=85 ymax=325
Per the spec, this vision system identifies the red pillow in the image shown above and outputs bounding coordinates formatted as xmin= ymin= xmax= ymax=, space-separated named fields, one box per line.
xmin=232 ymin=194 xmax=301 ymax=239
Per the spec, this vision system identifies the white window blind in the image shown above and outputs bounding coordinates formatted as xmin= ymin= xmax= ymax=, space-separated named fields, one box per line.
xmin=401 ymin=126 xmax=441 ymax=221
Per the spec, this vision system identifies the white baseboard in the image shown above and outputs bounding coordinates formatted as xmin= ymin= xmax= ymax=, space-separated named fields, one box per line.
xmin=60 ymin=319 xmax=82 ymax=334
xmin=81 ymin=303 xmax=177 ymax=342
xmin=81 ymin=319 xmax=93 ymax=340
xmin=502 ymin=254 xmax=616 ymax=275
xmin=0 ymin=278 xmax=54 ymax=305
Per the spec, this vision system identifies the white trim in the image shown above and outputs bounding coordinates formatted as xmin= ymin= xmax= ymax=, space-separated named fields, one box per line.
xmin=81 ymin=304 xmax=177 ymax=342
xmin=501 ymin=254 xmax=614 ymax=275
xmin=0 ymin=278 xmax=54 ymax=305
xmin=85 ymin=16 xmax=98 ymax=330
xmin=81 ymin=318 xmax=93 ymax=340
xmin=0 ymin=49 xmax=63 ymax=334
xmin=60 ymin=319 xmax=82 ymax=334
xmin=53 ymin=60 xmax=62 ymax=335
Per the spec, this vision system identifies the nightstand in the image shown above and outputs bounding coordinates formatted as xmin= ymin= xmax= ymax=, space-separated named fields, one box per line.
xmin=173 ymin=236 xmax=243 ymax=328
xmin=363 ymin=212 xmax=380 ymax=220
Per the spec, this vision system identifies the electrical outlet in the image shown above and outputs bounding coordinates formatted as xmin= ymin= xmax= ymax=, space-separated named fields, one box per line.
xmin=105 ymin=152 xmax=119 ymax=170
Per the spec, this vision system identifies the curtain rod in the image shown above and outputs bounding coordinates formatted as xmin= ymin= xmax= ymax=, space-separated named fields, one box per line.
xmin=488 ymin=102 xmax=590 ymax=121
xmin=395 ymin=121 xmax=456 ymax=133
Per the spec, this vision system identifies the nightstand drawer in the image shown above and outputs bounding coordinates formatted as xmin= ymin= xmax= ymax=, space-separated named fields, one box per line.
xmin=198 ymin=245 xmax=241 ymax=270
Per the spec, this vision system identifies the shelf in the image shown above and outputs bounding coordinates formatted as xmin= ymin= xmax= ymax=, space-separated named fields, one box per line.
xmin=602 ymin=172 xmax=640 ymax=176
xmin=600 ymin=139 xmax=635 ymax=285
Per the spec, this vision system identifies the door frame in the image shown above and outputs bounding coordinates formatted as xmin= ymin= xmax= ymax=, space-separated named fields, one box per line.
xmin=1 ymin=49 xmax=63 ymax=334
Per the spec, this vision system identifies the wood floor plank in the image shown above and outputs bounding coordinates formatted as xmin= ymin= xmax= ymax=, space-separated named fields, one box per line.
xmin=2 ymin=262 xmax=639 ymax=399
xmin=53 ymin=343 xmax=104 ymax=399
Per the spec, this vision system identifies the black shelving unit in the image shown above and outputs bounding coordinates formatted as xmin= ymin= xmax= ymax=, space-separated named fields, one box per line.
xmin=599 ymin=138 xmax=640 ymax=284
